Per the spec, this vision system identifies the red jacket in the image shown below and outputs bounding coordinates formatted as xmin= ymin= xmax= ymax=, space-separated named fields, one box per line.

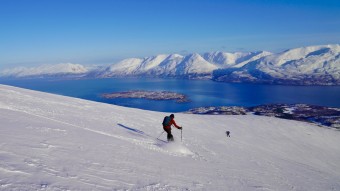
xmin=163 ymin=118 xmax=180 ymax=131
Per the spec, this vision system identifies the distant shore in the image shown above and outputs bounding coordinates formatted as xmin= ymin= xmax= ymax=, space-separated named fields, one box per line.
xmin=101 ymin=90 xmax=190 ymax=103
xmin=185 ymin=104 xmax=340 ymax=129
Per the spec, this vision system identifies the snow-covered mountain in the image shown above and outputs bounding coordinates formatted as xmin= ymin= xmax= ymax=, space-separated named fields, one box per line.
xmin=213 ymin=44 xmax=340 ymax=85
xmin=96 ymin=54 xmax=174 ymax=77
xmin=93 ymin=53 xmax=214 ymax=79
xmin=92 ymin=51 xmax=271 ymax=79
xmin=1 ymin=44 xmax=339 ymax=85
xmin=0 ymin=63 xmax=89 ymax=78
xmin=202 ymin=51 xmax=272 ymax=68
xmin=1 ymin=84 xmax=340 ymax=190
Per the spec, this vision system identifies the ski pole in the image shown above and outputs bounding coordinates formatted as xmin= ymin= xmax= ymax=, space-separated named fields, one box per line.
xmin=157 ymin=131 xmax=165 ymax=139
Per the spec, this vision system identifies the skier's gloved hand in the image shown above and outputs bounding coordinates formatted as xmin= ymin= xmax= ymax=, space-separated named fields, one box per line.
xmin=178 ymin=126 xmax=182 ymax=130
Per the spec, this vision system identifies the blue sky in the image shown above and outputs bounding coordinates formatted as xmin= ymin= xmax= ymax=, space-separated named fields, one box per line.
xmin=0 ymin=0 xmax=340 ymax=68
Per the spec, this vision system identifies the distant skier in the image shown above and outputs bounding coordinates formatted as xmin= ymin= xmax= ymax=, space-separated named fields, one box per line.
xmin=226 ymin=131 xmax=230 ymax=137
xmin=162 ymin=114 xmax=182 ymax=142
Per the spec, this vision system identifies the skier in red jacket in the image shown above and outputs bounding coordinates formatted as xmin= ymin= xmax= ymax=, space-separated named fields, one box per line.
xmin=163 ymin=114 xmax=182 ymax=142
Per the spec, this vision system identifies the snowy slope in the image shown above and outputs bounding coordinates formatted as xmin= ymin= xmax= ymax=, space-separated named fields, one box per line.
xmin=202 ymin=51 xmax=272 ymax=68
xmin=98 ymin=57 xmax=145 ymax=76
xmin=1 ymin=85 xmax=340 ymax=190
xmin=147 ymin=54 xmax=184 ymax=76
xmin=174 ymin=53 xmax=218 ymax=77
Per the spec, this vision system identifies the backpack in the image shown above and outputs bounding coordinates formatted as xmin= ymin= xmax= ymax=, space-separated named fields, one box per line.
xmin=162 ymin=116 xmax=171 ymax=126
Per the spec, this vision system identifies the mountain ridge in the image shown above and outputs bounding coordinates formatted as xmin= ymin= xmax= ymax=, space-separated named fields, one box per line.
xmin=213 ymin=44 xmax=340 ymax=85
xmin=1 ymin=44 xmax=339 ymax=85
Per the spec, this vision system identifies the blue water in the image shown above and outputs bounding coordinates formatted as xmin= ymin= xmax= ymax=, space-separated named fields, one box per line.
xmin=1 ymin=78 xmax=340 ymax=112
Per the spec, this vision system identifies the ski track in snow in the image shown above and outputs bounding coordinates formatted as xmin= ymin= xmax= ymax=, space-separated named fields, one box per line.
xmin=1 ymin=84 xmax=340 ymax=191
xmin=5 ymin=106 xmax=193 ymax=158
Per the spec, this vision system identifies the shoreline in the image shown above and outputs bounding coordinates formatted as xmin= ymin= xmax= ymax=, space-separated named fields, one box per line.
xmin=100 ymin=90 xmax=340 ymax=129
xmin=101 ymin=90 xmax=190 ymax=103
xmin=185 ymin=104 xmax=340 ymax=129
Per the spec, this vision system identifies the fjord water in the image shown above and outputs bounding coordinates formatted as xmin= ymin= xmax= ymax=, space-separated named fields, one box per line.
xmin=1 ymin=78 xmax=340 ymax=112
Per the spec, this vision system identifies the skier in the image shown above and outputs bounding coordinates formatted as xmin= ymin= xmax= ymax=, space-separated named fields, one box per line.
xmin=226 ymin=131 xmax=230 ymax=137
xmin=162 ymin=114 xmax=182 ymax=142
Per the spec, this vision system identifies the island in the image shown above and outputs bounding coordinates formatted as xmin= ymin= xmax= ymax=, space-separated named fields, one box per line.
xmin=101 ymin=90 xmax=190 ymax=103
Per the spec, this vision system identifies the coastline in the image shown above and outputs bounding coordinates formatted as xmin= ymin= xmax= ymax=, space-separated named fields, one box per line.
xmin=101 ymin=90 xmax=340 ymax=129
xmin=101 ymin=90 xmax=190 ymax=103
xmin=185 ymin=104 xmax=340 ymax=129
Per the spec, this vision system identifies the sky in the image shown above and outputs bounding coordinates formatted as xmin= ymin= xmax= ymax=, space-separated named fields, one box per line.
xmin=0 ymin=0 xmax=340 ymax=69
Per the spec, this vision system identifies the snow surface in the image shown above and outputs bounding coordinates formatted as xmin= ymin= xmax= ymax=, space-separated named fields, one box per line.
xmin=0 ymin=84 xmax=340 ymax=190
